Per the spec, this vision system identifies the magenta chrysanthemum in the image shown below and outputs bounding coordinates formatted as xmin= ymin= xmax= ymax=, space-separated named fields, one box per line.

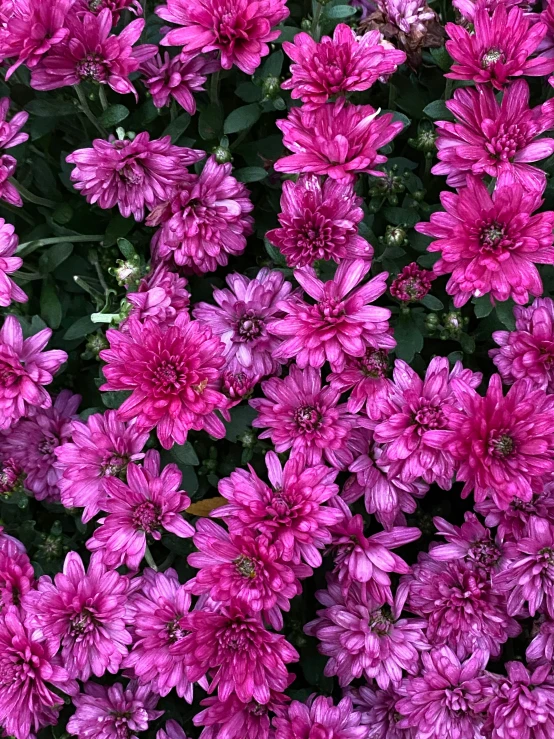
xmin=390 ymin=262 xmax=434 ymax=302
xmin=0 ymin=97 xmax=29 ymax=151
xmin=348 ymin=684 xmax=414 ymax=739
xmin=475 ymin=484 xmax=554 ymax=542
xmin=452 ymin=0 xmax=524 ymax=22
xmin=273 ymin=695 xmax=370 ymax=739
xmin=100 ymin=314 xmax=227 ymax=449
xmin=0 ymin=217 xmax=26 ymax=307
xmin=141 ymin=52 xmax=217 ymax=114
xmin=126 ymin=264 xmax=190 ymax=327
xmin=157 ymin=720 xmax=189 ymax=739
xmin=0 ymin=538 xmax=34 ymax=611
xmin=194 ymin=690 xmax=290 ymax=739
xmin=274 ymin=102 xmax=404 ymax=182
xmin=430 ymin=512 xmax=505 ymax=577
xmin=527 ymin=615 xmax=554 ymax=665
xmin=66 ymin=133 xmax=204 ymax=222
xmin=329 ymin=348 xmax=394 ymax=421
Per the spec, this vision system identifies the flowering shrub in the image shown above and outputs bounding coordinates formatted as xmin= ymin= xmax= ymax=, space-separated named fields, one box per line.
xmin=4 ymin=0 xmax=554 ymax=738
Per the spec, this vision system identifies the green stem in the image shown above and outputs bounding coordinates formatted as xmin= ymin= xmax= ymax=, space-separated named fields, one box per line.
xmin=99 ymin=85 xmax=109 ymax=112
xmin=444 ymin=78 xmax=454 ymax=101
xmin=311 ymin=0 xmax=323 ymax=40
xmin=209 ymin=70 xmax=220 ymax=106
xmin=144 ymin=545 xmax=158 ymax=571
xmin=0 ymin=202 xmax=35 ymax=226
xmin=10 ymin=179 xmax=58 ymax=209
xmin=16 ymin=234 xmax=103 ymax=256
xmin=388 ymin=83 xmax=396 ymax=111
xmin=74 ymin=85 xmax=107 ymax=136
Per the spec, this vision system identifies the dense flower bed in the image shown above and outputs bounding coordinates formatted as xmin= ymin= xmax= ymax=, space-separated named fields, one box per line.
xmin=2 ymin=0 xmax=554 ymax=737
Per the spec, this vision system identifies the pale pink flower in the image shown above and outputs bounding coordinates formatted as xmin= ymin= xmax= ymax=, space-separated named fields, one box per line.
xmin=0 ymin=217 xmax=26 ymax=307
xmin=141 ymin=52 xmax=218 ymax=114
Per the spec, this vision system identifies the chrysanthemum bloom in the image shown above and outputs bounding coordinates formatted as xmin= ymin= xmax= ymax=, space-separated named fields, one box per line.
xmin=55 ymin=410 xmax=148 ymax=522
xmin=250 ymin=365 xmax=358 ymax=469
xmin=0 ymin=527 xmax=25 ymax=553
xmin=0 ymin=605 xmax=75 ymax=739
xmin=0 ymin=218 xmax=25 ymax=307
xmin=282 ymin=24 xmax=406 ymax=110
xmin=0 ymin=457 xmax=24 ymax=497
xmin=148 ymin=156 xmax=254 ymax=274
xmin=273 ymin=695 xmax=370 ymax=739
xmin=0 ymin=98 xmax=29 ymax=151
xmin=2 ymin=390 xmax=79 ymax=502
xmin=220 ymin=369 xmax=259 ymax=408
xmin=141 ymin=52 xmax=217 ymax=114
xmin=266 ymin=175 xmax=373 ymax=268
xmin=100 ymin=314 xmax=227 ymax=449
xmin=431 ymin=80 xmax=554 ymax=190
xmin=373 ymin=357 xmax=481 ymax=489
xmin=67 ymin=681 xmax=162 ymax=739
xmin=188 ymin=520 xmax=309 ymax=629
xmin=452 ymin=0 xmax=525 ymax=22
xmin=270 ymin=260 xmax=394 ymax=374
xmin=446 ymin=5 xmax=554 ymax=90
xmin=157 ymin=0 xmax=289 ymax=75
xmin=126 ymin=264 xmax=190 ymax=327
xmin=22 ymin=552 xmax=134 ymax=682
xmin=390 ymin=262 xmax=434 ymax=302
xmin=305 ymin=577 xmax=428 ymax=689
xmin=30 ymin=10 xmax=157 ymax=98
xmin=348 ymin=684 xmax=414 ymax=739
xmin=87 ymin=450 xmax=194 ymax=570
xmin=0 ymin=315 xmax=67 ymax=431
xmin=490 ymin=298 xmax=554 ymax=391
xmin=483 ymin=662 xmax=554 ymax=739
xmin=403 ymin=553 xmax=521 ymax=659
xmin=193 ymin=268 xmax=292 ymax=378
xmin=75 ymin=0 xmax=143 ymax=24
xmin=527 ymin=615 xmax=554 ymax=665
xmin=416 ymin=176 xmax=554 ymax=307
xmin=329 ymin=348 xmax=394 ymax=421
xmin=157 ymin=720 xmax=189 ymax=739
xmin=443 ymin=375 xmax=554 ymax=510
xmin=430 ymin=513 xmax=505 ymax=577
xmin=66 ymin=133 xmax=204 ymax=222
xmin=0 ymin=154 xmax=22 ymax=206
xmin=216 ymin=450 xmax=342 ymax=567
xmin=396 ymin=647 xmax=489 ymax=738
xmin=475 ymin=484 xmax=554 ymax=543
xmin=275 ymin=102 xmax=404 ymax=182
xmin=0 ymin=538 xmax=34 ymax=611
xmin=194 ymin=689 xmax=291 ymax=739
xmin=180 ymin=602 xmax=299 ymax=704
xmin=124 ymin=568 xmax=198 ymax=701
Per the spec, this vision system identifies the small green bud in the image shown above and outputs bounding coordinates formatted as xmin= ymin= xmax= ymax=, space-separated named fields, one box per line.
xmin=212 ymin=145 xmax=233 ymax=164
xmin=262 ymin=76 xmax=281 ymax=99
xmin=384 ymin=225 xmax=407 ymax=248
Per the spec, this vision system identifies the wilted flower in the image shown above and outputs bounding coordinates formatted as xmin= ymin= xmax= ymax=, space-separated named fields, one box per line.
xmin=141 ymin=52 xmax=218 ymax=114
xmin=0 ymin=217 xmax=26 ymax=307
xmin=126 ymin=264 xmax=190 ymax=327
xmin=273 ymin=695 xmax=370 ymax=739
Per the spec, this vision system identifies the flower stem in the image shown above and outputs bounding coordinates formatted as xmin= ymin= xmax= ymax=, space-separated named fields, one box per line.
xmin=144 ymin=545 xmax=158 ymax=571
xmin=209 ymin=70 xmax=220 ymax=106
xmin=74 ymin=85 xmax=107 ymax=137
xmin=99 ymin=85 xmax=109 ymax=112
xmin=311 ymin=0 xmax=323 ymax=41
xmin=10 ymin=179 xmax=59 ymax=209
xmin=16 ymin=234 xmax=104 ymax=256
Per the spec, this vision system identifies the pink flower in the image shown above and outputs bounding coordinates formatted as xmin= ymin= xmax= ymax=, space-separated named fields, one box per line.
xmin=453 ymin=0 xmax=525 ymax=22
xmin=0 ymin=98 xmax=29 ymax=150
xmin=389 ymin=262 xmax=434 ymax=302
xmin=0 ymin=217 xmax=26 ymax=307
xmin=124 ymin=568 xmax=198 ymax=701
xmin=141 ymin=52 xmax=217 ymax=114
xmin=348 ymin=684 xmax=415 ymax=739
xmin=75 ymin=0 xmax=143 ymax=24
xmin=416 ymin=176 xmax=554 ymax=307
xmin=66 ymin=133 xmax=204 ymax=222
xmin=180 ymin=602 xmax=299 ymax=704
xmin=148 ymin=156 xmax=254 ymax=274
xmin=443 ymin=375 xmax=554 ymax=510
xmin=431 ymin=80 xmax=554 ymax=190
xmin=67 ymin=681 xmax=162 ymax=739
xmin=157 ymin=720 xmax=189 ymax=739
xmin=445 ymin=5 xmax=554 ymax=90
xmin=216 ymin=450 xmax=342 ymax=567
xmin=194 ymin=690 xmax=291 ymax=739
xmin=430 ymin=512 xmax=505 ymax=577
xmin=373 ymin=357 xmax=482 ymax=488
xmin=0 ymin=605 xmax=75 ymax=739
xmin=490 ymin=298 xmax=554 ymax=391
xmin=396 ymin=647 xmax=489 ymax=739
xmin=126 ymin=263 xmax=190 ymax=327
xmin=275 ymin=102 xmax=404 ymax=182
xmin=0 ymin=315 xmax=67 ymax=431
xmin=527 ymin=615 xmax=554 ymax=665
xmin=305 ymin=577 xmax=429 ymax=689
xmin=87 ymin=450 xmax=194 ymax=570
xmin=30 ymin=10 xmax=157 ymax=98
xmin=273 ymin=695 xmax=370 ymax=739
xmin=269 ymin=260 xmax=394 ymax=373
xmin=22 ymin=552 xmax=134 ymax=681
xmin=193 ymin=268 xmax=292 ymax=378
xmin=266 ymin=175 xmax=373 ymax=268
xmin=250 ymin=365 xmax=358 ymax=469
xmin=375 ymin=0 xmax=436 ymax=35
xmin=0 ymin=154 xmax=22 ymax=206
xmin=475 ymin=484 xmax=554 ymax=542
xmin=220 ymin=369 xmax=259 ymax=407
xmin=329 ymin=348 xmax=395 ymax=421
xmin=0 ymin=538 xmax=34 ymax=612
xmin=282 ymin=24 xmax=406 ymax=110
xmin=100 ymin=315 xmax=227 ymax=449
xmin=55 ymin=410 xmax=148 ymax=522
xmin=157 ymin=0 xmax=289 ymax=75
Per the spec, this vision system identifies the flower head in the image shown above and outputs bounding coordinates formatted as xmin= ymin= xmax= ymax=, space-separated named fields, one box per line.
xmin=348 ymin=684 xmax=415 ymax=739
xmin=126 ymin=264 xmax=190 ymax=327
xmin=0 ymin=217 xmax=26 ymax=307
xmin=0 ymin=539 xmax=34 ymax=612
xmin=390 ymin=262 xmax=434 ymax=302
xmin=157 ymin=721 xmax=189 ymax=739
xmin=194 ymin=690 xmax=291 ymax=739
xmin=430 ymin=512 xmax=505 ymax=577
xmin=527 ymin=615 xmax=554 ymax=666
xmin=273 ymin=695 xmax=370 ymax=739
xmin=0 ymin=154 xmax=22 ymax=206
xmin=141 ymin=52 xmax=217 ymax=114
xmin=475 ymin=484 xmax=554 ymax=542
xmin=0 ymin=98 xmax=29 ymax=150
xmin=329 ymin=348 xmax=395 ymax=421
xmin=75 ymin=0 xmax=143 ymax=24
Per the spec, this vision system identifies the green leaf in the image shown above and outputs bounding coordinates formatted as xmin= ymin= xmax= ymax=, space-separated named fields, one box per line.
xmin=99 ymin=104 xmax=129 ymax=128
xmin=383 ymin=207 xmax=420 ymax=228
xmin=225 ymin=405 xmax=258 ymax=442
xmin=234 ymin=167 xmax=267 ymax=183
xmin=473 ymin=295 xmax=494 ymax=318
xmin=264 ymin=238 xmax=287 ymax=267
xmin=25 ymin=99 xmax=76 ymax=117
xmin=235 ymin=82 xmax=263 ymax=103
xmin=421 ymin=294 xmax=443 ymax=311
xmin=117 ymin=238 xmax=136 ymax=260
xmin=275 ymin=26 xmax=302 ymax=43
xmin=395 ymin=314 xmax=424 ymax=363
xmin=430 ymin=46 xmax=452 ymax=72
xmin=423 ymin=100 xmax=455 ymax=121
xmin=258 ymin=50 xmax=284 ymax=79
xmin=170 ymin=442 xmax=200 ymax=466
xmin=40 ymin=278 xmax=62 ymax=329
xmin=162 ymin=113 xmax=191 ymax=142
xmin=224 ymin=104 xmax=261 ymax=135
xmin=63 ymin=316 xmax=96 ymax=341
xmin=104 ymin=214 xmax=134 ymax=247
xmin=417 ymin=252 xmax=440 ymax=268
xmin=459 ymin=333 xmax=476 ymax=354
xmin=38 ymin=242 xmax=73 ymax=274
xmin=495 ymin=299 xmax=516 ymax=330
xmin=102 ymin=390 xmax=131 ymax=410
xmin=198 ymin=104 xmax=224 ymax=140
xmin=325 ymin=4 xmax=357 ymax=18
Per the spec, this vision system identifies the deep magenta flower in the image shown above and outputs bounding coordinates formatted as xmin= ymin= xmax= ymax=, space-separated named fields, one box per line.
xmin=416 ymin=176 xmax=554 ymax=307
xmin=432 ymin=80 xmax=554 ymax=190
xmin=445 ymin=5 xmax=554 ymax=90
xmin=180 ymin=602 xmax=299 ymax=704
xmin=148 ymin=156 xmax=254 ymax=274
xmin=275 ymin=102 xmax=404 ymax=182
xmin=475 ymin=484 xmax=554 ymax=542
xmin=195 ymin=691 xmax=290 ymax=739
xmin=30 ymin=10 xmax=157 ymax=98
xmin=220 ymin=369 xmax=259 ymax=408
xmin=443 ymin=374 xmax=554 ymax=510
xmin=266 ymin=175 xmax=373 ymax=268
xmin=157 ymin=0 xmax=289 ymax=75
xmin=0 ymin=315 xmax=67 ymax=431
xmin=0 ymin=538 xmax=34 ymax=612
xmin=304 ymin=577 xmax=429 ymax=689
xmin=282 ymin=24 xmax=406 ymax=110
xmin=396 ymin=647 xmax=489 ymax=739
xmin=87 ymin=450 xmax=194 ymax=570
xmin=100 ymin=314 xmax=227 ymax=449
xmin=490 ymin=298 xmax=554 ymax=391
xmin=141 ymin=52 xmax=217 ymax=114
xmin=66 ymin=133 xmax=204 ymax=222
xmin=250 ymin=365 xmax=358 ymax=469
xmin=329 ymin=348 xmax=394 ymax=421
xmin=273 ymin=695 xmax=370 ymax=739
xmin=430 ymin=512 xmax=505 ymax=577
xmin=390 ymin=262 xmax=434 ymax=302
xmin=373 ymin=357 xmax=482 ymax=489
xmin=55 ymin=410 xmax=148 ymax=522
xmin=126 ymin=264 xmax=190 ymax=327
xmin=216 ymin=450 xmax=342 ymax=567
xmin=0 ymin=217 xmax=26 ymax=307
xmin=22 ymin=552 xmax=134 ymax=682
xmin=0 ymin=605 xmax=75 ymax=739
xmin=124 ymin=568 xmax=198 ymax=701
xmin=67 ymin=681 xmax=162 ymax=739
xmin=193 ymin=268 xmax=292 ymax=378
